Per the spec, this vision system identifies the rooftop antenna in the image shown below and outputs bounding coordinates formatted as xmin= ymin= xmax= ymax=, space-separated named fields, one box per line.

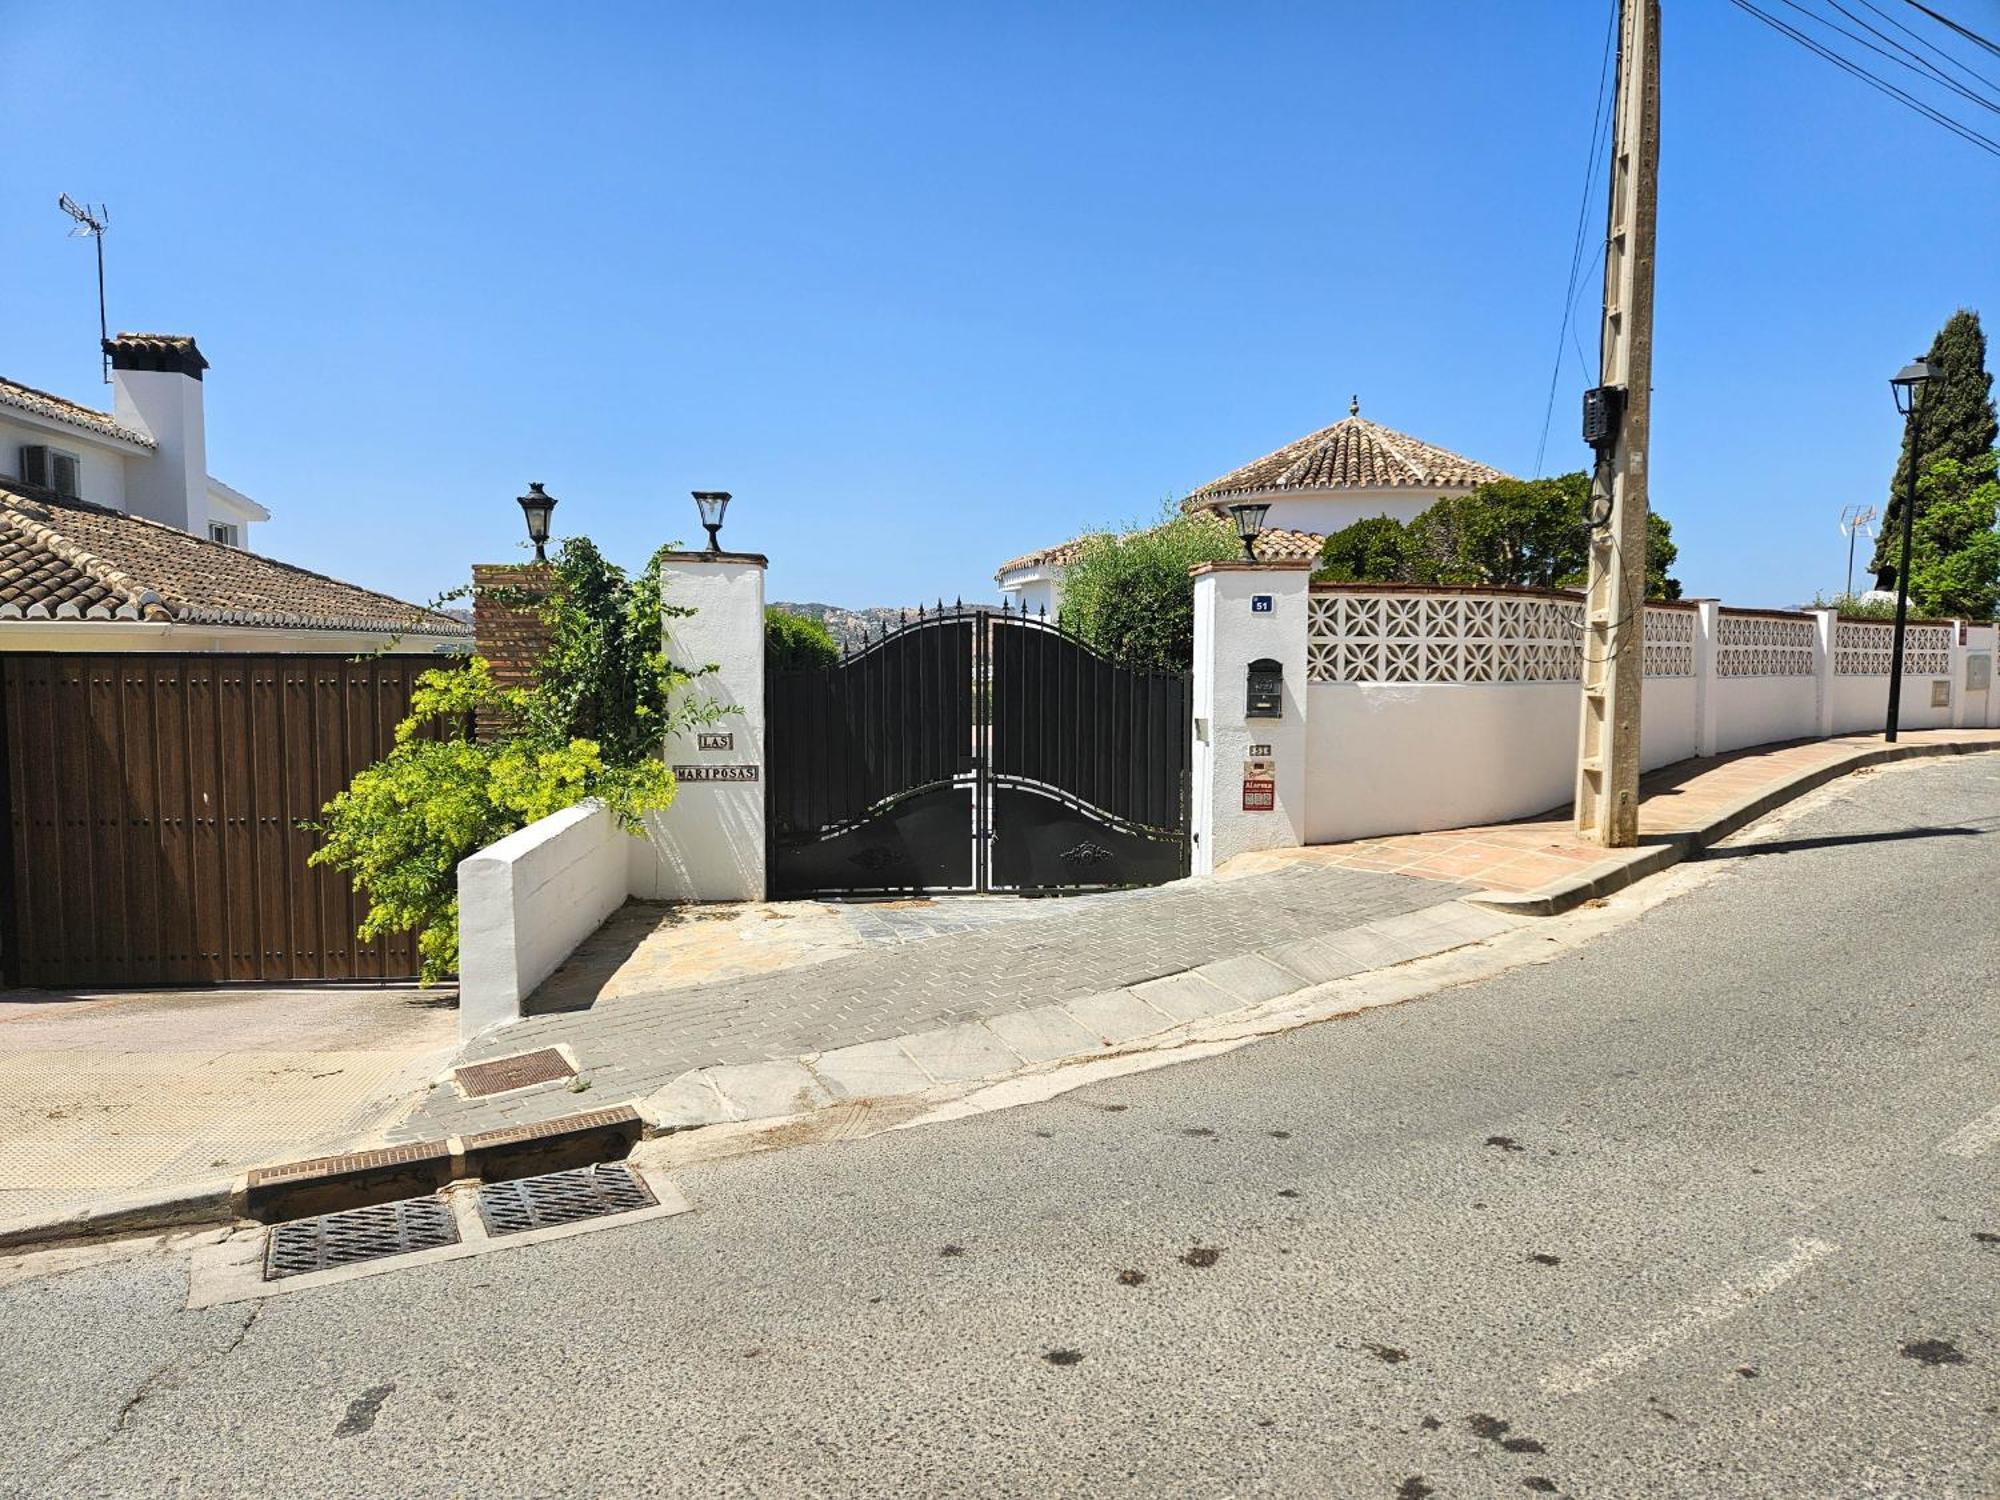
xmin=57 ymin=194 xmax=110 ymax=383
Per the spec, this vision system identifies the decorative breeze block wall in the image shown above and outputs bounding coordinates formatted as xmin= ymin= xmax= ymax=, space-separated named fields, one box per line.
xmin=1833 ymin=619 xmax=1953 ymax=677
xmin=1714 ymin=611 xmax=1815 ymax=678
xmin=1643 ymin=606 xmax=1695 ymax=677
xmin=1306 ymin=592 xmax=1583 ymax=684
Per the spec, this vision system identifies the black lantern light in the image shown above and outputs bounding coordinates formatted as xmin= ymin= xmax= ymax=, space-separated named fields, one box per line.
xmin=1227 ymin=501 xmax=1271 ymax=561
xmin=516 ymin=481 xmax=557 ymax=562
xmin=1890 ymin=357 xmax=1936 ymax=416
xmin=1882 ymin=355 xmax=1937 ymax=743
xmin=693 ymin=490 xmax=731 ymax=553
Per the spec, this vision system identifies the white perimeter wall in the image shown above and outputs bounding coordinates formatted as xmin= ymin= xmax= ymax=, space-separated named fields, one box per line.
xmin=1203 ymin=587 xmax=1998 ymax=863
xmin=458 ymin=801 xmax=629 ymax=1039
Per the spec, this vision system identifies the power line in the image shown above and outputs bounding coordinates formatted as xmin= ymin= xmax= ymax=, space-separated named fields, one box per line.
xmin=1535 ymin=0 xmax=1619 ymax=478
xmin=1769 ymin=0 xmax=2000 ymax=114
xmin=1726 ymin=0 xmax=2000 ymax=156
xmin=1901 ymin=0 xmax=2000 ymax=58
xmin=1855 ymin=0 xmax=2000 ymax=95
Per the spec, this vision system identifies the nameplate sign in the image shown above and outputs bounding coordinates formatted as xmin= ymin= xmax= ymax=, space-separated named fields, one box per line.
xmin=673 ymin=764 xmax=760 ymax=783
xmin=697 ymin=731 xmax=734 ymax=751
xmin=1241 ymin=776 xmax=1275 ymax=812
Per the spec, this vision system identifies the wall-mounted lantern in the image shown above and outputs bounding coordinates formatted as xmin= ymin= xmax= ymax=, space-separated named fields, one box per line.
xmin=516 ymin=482 xmax=558 ymax=562
xmin=693 ymin=490 xmax=732 ymax=553
xmin=1246 ymin=657 xmax=1283 ymax=718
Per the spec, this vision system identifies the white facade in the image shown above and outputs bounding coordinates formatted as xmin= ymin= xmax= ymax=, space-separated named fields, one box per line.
xmin=0 ymin=338 xmax=270 ymax=548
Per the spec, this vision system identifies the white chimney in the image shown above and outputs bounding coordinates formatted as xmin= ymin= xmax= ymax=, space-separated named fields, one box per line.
xmin=108 ymin=333 xmax=209 ymax=535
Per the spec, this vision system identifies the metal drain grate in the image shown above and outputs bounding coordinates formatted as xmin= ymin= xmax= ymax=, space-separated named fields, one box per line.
xmin=264 ymin=1196 xmax=459 ymax=1280
xmin=476 ymin=1163 xmax=656 ymax=1237
xmin=454 ymin=1048 xmax=576 ymax=1098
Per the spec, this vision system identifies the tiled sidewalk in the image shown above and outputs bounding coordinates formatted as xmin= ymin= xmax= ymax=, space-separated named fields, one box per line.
xmin=1224 ymin=730 xmax=2000 ymax=892
xmin=399 ymin=861 xmax=1469 ymax=1141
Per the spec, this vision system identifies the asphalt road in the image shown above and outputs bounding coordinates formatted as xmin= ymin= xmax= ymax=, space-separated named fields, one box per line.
xmin=5 ymin=756 xmax=1999 ymax=1499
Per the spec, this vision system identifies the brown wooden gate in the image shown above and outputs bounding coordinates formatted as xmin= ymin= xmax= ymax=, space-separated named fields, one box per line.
xmin=0 ymin=652 xmax=462 ymax=989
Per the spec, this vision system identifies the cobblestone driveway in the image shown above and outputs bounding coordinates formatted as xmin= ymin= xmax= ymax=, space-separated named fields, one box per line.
xmin=402 ymin=863 xmax=1467 ymax=1140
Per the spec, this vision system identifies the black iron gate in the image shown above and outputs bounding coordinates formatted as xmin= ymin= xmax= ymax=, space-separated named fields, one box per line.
xmin=766 ymin=606 xmax=1191 ymax=897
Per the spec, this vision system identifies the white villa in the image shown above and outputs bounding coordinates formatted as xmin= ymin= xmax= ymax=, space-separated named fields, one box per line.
xmin=0 ymin=332 xmax=467 ymax=652
xmin=996 ymin=399 xmax=1508 ymax=617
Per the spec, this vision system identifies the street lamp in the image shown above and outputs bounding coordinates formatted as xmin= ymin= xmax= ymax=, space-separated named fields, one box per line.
xmin=1883 ymin=356 xmax=1937 ymax=743
xmin=516 ymin=482 xmax=557 ymax=563
xmin=1227 ymin=501 xmax=1270 ymax=562
xmin=692 ymin=490 xmax=731 ymax=553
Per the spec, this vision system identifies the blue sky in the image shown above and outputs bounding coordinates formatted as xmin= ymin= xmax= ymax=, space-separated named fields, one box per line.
xmin=6 ymin=1 xmax=1997 ymax=610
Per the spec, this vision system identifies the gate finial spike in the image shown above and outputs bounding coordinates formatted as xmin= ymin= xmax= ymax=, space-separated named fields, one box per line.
xmin=955 ymin=594 xmax=962 ymax=611
xmin=1038 ymin=601 xmax=1046 ymax=619
xmin=900 ymin=607 xmax=907 ymax=626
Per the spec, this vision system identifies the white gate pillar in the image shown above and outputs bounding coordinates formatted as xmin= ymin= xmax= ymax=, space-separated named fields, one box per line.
xmin=1189 ymin=560 xmax=1312 ymax=876
xmin=630 ymin=550 xmax=769 ymax=902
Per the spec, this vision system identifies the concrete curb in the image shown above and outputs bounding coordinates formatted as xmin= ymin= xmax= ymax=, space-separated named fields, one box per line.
xmin=0 ymin=1176 xmax=235 ymax=1253
xmin=1470 ymin=737 xmax=1999 ymax=918
xmin=630 ymin=898 xmax=1526 ymax=1138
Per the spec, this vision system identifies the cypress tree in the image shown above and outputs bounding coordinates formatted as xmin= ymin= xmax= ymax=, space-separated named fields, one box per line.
xmin=1873 ymin=308 xmax=1998 ymax=575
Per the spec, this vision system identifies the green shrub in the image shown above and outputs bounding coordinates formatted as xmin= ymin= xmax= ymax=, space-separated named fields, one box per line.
xmin=765 ymin=607 xmax=842 ymax=670
xmin=1059 ymin=509 xmax=1237 ymax=674
xmin=310 ymin=539 xmax=715 ymax=982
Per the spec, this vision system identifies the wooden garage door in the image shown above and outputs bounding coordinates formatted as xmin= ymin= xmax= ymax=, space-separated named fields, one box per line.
xmin=0 ymin=653 xmax=463 ymax=988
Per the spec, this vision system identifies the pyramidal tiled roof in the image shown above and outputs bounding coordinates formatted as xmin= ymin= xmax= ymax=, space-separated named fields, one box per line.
xmin=996 ymin=514 xmax=1325 ymax=580
xmin=0 ymin=376 xmax=154 ymax=448
xmin=0 ymin=479 xmax=470 ymax=635
xmin=1187 ymin=408 xmax=1506 ymax=507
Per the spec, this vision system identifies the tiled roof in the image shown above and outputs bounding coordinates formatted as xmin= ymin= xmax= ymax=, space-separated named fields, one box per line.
xmin=0 ymin=479 xmax=471 ymax=635
xmin=997 ymin=515 xmax=1325 ymax=580
xmin=0 ymin=376 xmax=155 ymax=448
xmin=1187 ymin=412 xmax=1506 ymax=506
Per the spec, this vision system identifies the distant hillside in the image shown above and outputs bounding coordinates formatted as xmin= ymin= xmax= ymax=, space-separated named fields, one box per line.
xmin=768 ymin=602 xmax=911 ymax=653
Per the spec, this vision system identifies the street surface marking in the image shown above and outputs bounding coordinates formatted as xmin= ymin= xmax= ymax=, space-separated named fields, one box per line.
xmin=1939 ymin=1105 xmax=2000 ymax=1159
xmin=1545 ymin=1238 xmax=1838 ymax=1397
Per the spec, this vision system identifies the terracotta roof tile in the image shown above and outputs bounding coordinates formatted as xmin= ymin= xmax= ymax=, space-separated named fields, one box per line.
xmin=1187 ymin=413 xmax=1506 ymax=506
xmin=997 ymin=515 xmax=1324 ymax=580
xmin=0 ymin=480 xmax=470 ymax=636
xmin=0 ymin=376 xmax=155 ymax=448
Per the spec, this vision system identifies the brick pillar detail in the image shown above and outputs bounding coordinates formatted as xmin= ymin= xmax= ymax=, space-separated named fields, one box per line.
xmin=471 ymin=563 xmax=553 ymax=739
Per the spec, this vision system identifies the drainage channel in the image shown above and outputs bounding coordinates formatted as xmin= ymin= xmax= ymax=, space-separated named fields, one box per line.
xmin=191 ymin=1163 xmax=685 ymax=1307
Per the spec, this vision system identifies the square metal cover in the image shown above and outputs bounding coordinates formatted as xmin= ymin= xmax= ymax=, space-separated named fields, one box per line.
xmin=264 ymin=1196 xmax=459 ymax=1280
xmin=476 ymin=1163 xmax=656 ymax=1237
xmin=454 ymin=1048 xmax=576 ymax=1098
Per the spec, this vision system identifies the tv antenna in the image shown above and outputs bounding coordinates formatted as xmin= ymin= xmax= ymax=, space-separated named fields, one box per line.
xmin=57 ymin=194 xmax=110 ymax=383
xmin=1838 ymin=504 xmax=1878 ymax=600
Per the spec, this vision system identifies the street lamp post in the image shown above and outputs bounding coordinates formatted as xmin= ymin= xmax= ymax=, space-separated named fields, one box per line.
xmin=1883 ymin=357 xmax=1937 ymax=743
xmin=516 ymin=482 xmax=557 ymax=563
xmin=1226 ymin=501 xmax=1270 ymax=562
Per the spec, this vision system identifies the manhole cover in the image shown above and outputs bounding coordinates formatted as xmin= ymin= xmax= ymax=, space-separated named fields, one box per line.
xmin=476 ymin=1163 xmax=656 ymax=1237
xmin=264 ymin=1196 xmax=459 ymax=1280
xmin=454 ymin=1048 xmax=576 ymax=1098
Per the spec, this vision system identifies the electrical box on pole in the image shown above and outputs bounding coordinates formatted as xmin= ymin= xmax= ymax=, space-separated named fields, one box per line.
xmin=1574 ymin=0 xmax=1660 ymax=848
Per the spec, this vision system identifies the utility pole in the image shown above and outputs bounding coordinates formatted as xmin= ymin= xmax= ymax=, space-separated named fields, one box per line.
xmin=1574 ymin=0 xmax=1660 ymax=848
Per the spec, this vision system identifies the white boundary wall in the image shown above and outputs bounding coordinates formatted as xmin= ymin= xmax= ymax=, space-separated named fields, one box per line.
xmin=458 ymin=801 xmax=629 ymax=1038
xmin=457 ymin=550 xmax=770 ymax=1039
xmin=1193 ymin=573 xmax=1996 ymax=867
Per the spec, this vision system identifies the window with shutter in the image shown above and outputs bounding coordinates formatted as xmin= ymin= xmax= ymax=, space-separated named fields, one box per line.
xmin=17 ymin=445 xmax=50 ymax=488
xmin=50 ymin=452 xmax=80 ymax=498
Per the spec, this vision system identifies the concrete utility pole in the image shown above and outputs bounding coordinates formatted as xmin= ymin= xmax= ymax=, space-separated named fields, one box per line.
xmin=1574 ymin=0 xmax=1661 ymax=847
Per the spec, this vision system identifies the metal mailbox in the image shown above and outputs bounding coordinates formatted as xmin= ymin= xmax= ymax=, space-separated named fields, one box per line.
xmin=1246 ymin=658 xmax=1283 ymax=719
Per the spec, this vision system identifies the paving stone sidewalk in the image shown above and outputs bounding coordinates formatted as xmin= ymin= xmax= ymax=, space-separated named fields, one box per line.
xmin=401 ymin=863 xmax=1469 ymax=1141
